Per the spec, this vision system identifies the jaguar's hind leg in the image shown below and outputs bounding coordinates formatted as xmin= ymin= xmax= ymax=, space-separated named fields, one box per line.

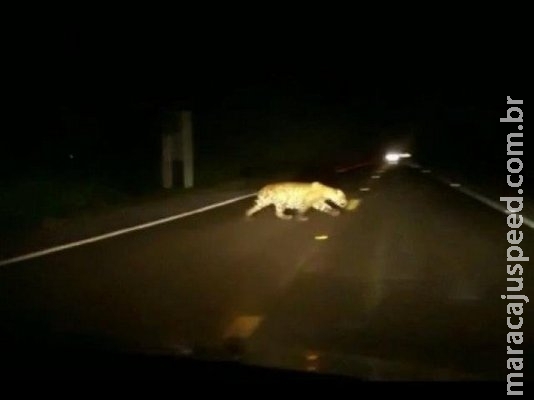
xmin=275 ymin=203 xmax=292 ymax=220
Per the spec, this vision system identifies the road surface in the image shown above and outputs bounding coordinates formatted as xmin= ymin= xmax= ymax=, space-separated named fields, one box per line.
xmin=1 ymin=163 xmax=532 ymax=380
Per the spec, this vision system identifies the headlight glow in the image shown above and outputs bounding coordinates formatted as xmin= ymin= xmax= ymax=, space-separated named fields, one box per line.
xmin=385 ymin=153 xmax=401 ymax=162
xmin=384 ymin=152 xmax=411 ymax=163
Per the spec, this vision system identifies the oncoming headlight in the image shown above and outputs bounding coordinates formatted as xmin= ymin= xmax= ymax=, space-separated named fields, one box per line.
xmin=385 ymin=153 xmax=401 ymax=163
xmin=384 ymin=152 xmax=411 ymax=164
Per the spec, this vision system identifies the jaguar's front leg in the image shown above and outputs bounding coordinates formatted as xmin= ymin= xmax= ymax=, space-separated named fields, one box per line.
xmin=296 ymin=205 xmax=311 ymax=221
xmin=313 ymin=202 xmax=340 ymax=217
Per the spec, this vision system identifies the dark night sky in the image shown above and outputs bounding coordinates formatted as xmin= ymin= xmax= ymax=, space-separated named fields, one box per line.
xmin=2 ymin=22 xmax=527 ymax=184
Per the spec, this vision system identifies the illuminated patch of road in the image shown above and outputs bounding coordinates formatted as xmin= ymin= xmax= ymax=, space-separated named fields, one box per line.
xmin=224 ymin=315 xmax=263 ymax=340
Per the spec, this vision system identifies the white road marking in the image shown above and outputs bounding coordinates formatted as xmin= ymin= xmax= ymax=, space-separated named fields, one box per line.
xmin=447 ymin=183 xmax=534 ymax=230
xmin=360 ymin=187 xmax=371 ymax=192
xmin=414 ymin=163 xmax=533 ymax=230
xmin=422 ymin=169 xmax=431 ymax=173
xmin=0 ymin=193 xmax=257 ymax=267
xmin=314 ymin=235 xmax=329 ymax=240
xmin=371 ymin=175 xmax=381 ymax=179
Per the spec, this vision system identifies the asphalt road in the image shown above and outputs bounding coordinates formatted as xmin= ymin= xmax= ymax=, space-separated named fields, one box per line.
xmin=1 ymin=163 xmax=532 ymax=381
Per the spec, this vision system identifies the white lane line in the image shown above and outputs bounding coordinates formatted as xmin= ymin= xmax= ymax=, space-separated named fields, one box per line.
xmin=371 ymin=175 xmax=381 ymax=179
xmin=360 ymin=187 xmax=371 ymax=192
xmin=0 ymin=193 xmax=257 ymax=267
xmin=415 ymin=165 xmax=533 ymax=230
xmin=447 ymin=184 xmax=534 ymax=230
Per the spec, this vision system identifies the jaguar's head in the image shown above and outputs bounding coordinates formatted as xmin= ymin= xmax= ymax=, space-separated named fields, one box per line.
xmin=328 ymin=188 xmax=348 ymax=208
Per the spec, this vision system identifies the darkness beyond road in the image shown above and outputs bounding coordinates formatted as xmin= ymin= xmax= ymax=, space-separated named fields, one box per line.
xmin=0 ymin=163 xmax=532 ymax=381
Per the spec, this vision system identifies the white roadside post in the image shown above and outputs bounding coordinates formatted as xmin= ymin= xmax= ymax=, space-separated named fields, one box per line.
xmin=162 ymin=132 xmax=174 ymax=189
xmin=181 ymin=111 xmax=194 ymax=189
xmin=161 ymin=110 xmax=194 ymax=189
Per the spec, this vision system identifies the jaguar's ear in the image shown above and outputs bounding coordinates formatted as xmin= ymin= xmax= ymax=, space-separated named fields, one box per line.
xmin=311 ymin=181 xmax=322 ymax=188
